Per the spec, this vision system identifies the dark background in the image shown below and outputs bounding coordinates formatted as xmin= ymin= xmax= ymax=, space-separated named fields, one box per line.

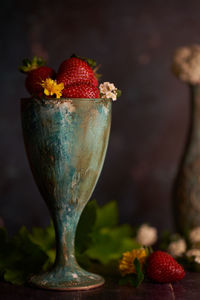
xmin=0 ymin=0 xmax=197 ymax=234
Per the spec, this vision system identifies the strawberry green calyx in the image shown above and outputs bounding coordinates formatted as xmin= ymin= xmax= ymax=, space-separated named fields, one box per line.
xmin=93 ymin=65 xmax=102 ymax=80
xmin=71 ymin=54 xmax=97 ymax=69
xmin=117 ymin=89 xmax=122 ymax=98
xmin=19 ymin=56 xmax=46 ymax=73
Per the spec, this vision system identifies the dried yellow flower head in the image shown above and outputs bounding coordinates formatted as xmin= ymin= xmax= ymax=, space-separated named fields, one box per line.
xmin=119 ymin=248 xmax=147 ymax=276
xmin=172 ymin=45 xmax=200 ymax=84
xmin=41 ymin=78 xmax=64 ymax=99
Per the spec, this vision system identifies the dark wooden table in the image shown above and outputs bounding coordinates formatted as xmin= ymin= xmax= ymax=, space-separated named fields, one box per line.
xmin=1 ymin=272 xmax=200 ymax=299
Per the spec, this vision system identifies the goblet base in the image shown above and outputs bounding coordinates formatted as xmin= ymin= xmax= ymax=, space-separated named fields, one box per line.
xmin=29 ymin=266 xmax=105 ymax=291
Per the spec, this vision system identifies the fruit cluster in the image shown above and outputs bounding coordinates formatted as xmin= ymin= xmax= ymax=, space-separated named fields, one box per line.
xmin=19 ymin=56 xmax=120 ymax=100
xmin=119 ymin=249 xmax=185 ymax=286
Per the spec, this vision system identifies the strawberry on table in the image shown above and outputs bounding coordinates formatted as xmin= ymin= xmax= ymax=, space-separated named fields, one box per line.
xmin=62 ymin=83 xmax=100 ymax=99
xmin=146 ymin=251 xmax=185 ymax=283
xmin=19 ymin=57 xmax=55 ymax=97
xmin=57 ymin=55 xmax=99 ymax=87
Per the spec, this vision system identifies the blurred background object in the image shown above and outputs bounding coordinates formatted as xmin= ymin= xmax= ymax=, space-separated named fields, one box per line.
xmin=0 ymin=217 xmax=4 ymax=228
xmin=0 ymin=0 xmax=198 ymax=233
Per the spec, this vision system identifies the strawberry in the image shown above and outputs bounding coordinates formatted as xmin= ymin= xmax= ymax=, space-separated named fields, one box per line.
xmin=19 ymin=57 xmax=55 ymax=97
xmin=25 ymin=66 xmax=55 ymax=96
xmin=91 ymin=76 xmax=98 ymax=87
xmin=57 ymin=56 xmax=98 ymax=87
xmin=62 ymin=83 xmax=100 ymax=98
xmin=146 ymin=251 xmax=185 ymax=283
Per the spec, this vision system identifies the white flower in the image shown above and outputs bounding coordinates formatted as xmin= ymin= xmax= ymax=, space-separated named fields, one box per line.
xmin=99 ymin=82 xmax=118 ymax=101
xmin=136 ymin=224 xmax=157 ymax=247
xmin=189 ymin=227 xmax=200 ymax=244
xmin=168 ymin=239 xmax=186 ymax=257
xmin=172 ymin=44 xmax=200 ymax=84
xmin=103 ymin=91 xmax=117 ymax=101
xmin=99 ymin=82 xmax=116 ymax=93
xmin=186 ymin=249 xmax=200 ymax=257
xmin=194 ymin=256 xmax=200 ymax=264
xmin=186 ymin=249 xmax=200 ymax=264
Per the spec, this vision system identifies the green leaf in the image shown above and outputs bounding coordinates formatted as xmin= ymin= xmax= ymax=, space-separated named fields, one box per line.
xmin=4 ymin=269 xmax=26 ymax=285
xmin=0 ymin=225 xmax=49 ymax=285
xmin=119 ymin=274 xmax=139 ymax=287
xmin=116 ymin=89 xmax=122 ymax=98
xmin=75 ymin=199 xmax=98 ymax=253
xmin=85 ymin=58 xmax=97 ymax=69
xmin=76 ymin=252 xmax=92 ymax=270
xmin=28 ymin=222 xmax=56 ymax=267
xmin=71 ymin=54 xmax=97 ymax=69
xmin=29 ymin=221 xmax=55 ymax=253
xmin=133 ymin=258 xmax=144 ymax=287
xmin=85 ymin=225 xmax=140 ymax=264
xmin=0 ymin=200 xmax=143 ymax=285
xmin=159 ymin=230 xmax=172 ymax=251
xmin=95 ymin=200 xmax=118 ymax=229
xmin=119 ymin=276 xmax=130 ymax=285
xmin=11 ymin=226 xmax=48 ymax=269
xmin=119 ymin=259 xmax=144 ymax=288
xmin=77 ymin=200 xmax=140 ymax=265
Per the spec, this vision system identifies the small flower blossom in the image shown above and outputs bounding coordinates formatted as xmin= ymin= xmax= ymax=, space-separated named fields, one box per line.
xmin=102 ymin=91 xmax=117 ymax=101
xmin=186 ymin=249 xmax=200 ymax=264
xmin=172 ymin=44 xmax=200 ymax=84
xmin=168 ymin=239 xmax=186 ymax=257
xmin=189 ymin=227 xmax=200 ymax=244
xmin=41 ymin=78 xmax=64 ymax=99
xmin=136 ymin=224 xmax=157 ymax=247
xmin=119 ymin=248 xmax=147 ymax=276
xmin=194 ymin=256 xmax=200 ymax=264
xmin=186 ymin=249 xmax=200 ymax=257
xmin=99 ymin=82 xmax=118 ymax=101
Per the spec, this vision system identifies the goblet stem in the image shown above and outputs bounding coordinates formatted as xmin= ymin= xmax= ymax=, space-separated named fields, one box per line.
xmin=53 ymin=211 xmax=79 ymax=268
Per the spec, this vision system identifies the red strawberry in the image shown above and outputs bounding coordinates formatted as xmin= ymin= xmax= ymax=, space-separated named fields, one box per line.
xmin=25 ymin=66 xmax=55 ymax=96
xmin=62 ymin=83 xmax=100 ymax=98
xmin=57 ymin=57 xmax=98 ymax=87
xmin=91 ymin=76 xmax=98 ymax=87
xmin=146 ymin=251 xmax=185 ymax=283
xmin=19 ymin=57 xmax=55 ymax=97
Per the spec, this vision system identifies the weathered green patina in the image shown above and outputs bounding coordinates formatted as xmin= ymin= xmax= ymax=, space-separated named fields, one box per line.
xmin=174 ymin=85 xmax=200 ymax=235
xmin=21 ymin=97 xmax=112 ymax=290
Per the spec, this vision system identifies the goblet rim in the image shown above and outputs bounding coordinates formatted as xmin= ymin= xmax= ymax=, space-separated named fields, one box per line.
xmin=21 ymin=97 xmax=112 ymax=103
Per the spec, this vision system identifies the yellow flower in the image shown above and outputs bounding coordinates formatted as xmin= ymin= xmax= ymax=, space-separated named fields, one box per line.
xmin=119 ymin=248 xmax=147 ymax=276
xmin=41 ymin=78 xmax=64 ymax=99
